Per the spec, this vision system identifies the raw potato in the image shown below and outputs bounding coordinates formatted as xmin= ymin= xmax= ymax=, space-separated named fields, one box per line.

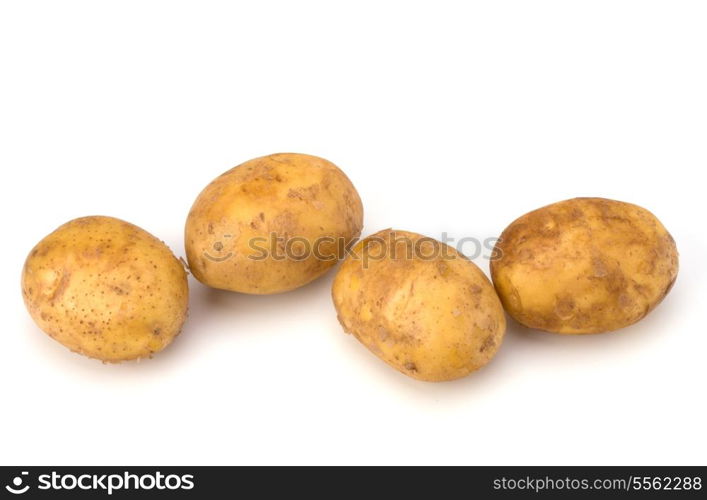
xmin=332 ymin=229 xmax=506 ymax=382
xmin=490 ymin=197 xmax=678 ymax=334
xmin=21 ymin=216 xmax=189 ymax=362
xmin=185 ymin=153 xmax=363 ymax=294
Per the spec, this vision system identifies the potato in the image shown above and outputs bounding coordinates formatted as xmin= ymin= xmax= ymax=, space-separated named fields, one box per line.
xmin=21 ymin=216 xmax=189 ymax=362
xmin=490 ymin=197 xmax=678 ymax=334
xmin=332 ymin=229 xmax=506 ymax=382
xmin=185 ymin=153 xmax=363 ymax=294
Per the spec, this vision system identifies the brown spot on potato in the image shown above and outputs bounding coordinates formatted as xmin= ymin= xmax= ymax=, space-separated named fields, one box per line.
xmin=618 ymin=293 xmax=634 ymax=308
xmin=479 ymin=335 xmax=496 ymax=353
xmin=110 ymin=285 xmax=130 ymax=296
xmin=48 ymin=270 xmax=71 ymax=302
xmin=592 ymin=257 xmax=609 ymax=278
xmin=436 ymin=260 xmax=449 ymax=276
xmin=377 ymin=326 xmax=390 ymax=342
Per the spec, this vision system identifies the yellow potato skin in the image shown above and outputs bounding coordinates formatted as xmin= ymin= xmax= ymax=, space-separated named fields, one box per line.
xmin=332 ymin=229 xmax=506 ymax=382
xmin=185 ymin=153 xmax=363 ymax=294
xmin=21 ymin=216 xmax=189 ymax=362
xmin=490 ymin=197 xmax=678 ymax=334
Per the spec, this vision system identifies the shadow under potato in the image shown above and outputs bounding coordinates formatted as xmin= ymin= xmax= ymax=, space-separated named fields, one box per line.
xmin=504 ymin=286 xmax=681 ymax=353
xmin=187 ymin=267 xmax=338 ymax=331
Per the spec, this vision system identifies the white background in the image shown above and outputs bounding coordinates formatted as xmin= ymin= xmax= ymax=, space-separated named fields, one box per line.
xmin=1 ymin=1 xmax=705 ymax=466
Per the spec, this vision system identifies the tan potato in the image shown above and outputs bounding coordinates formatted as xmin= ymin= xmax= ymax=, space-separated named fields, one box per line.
xmin=490 ymin=197 xmax=678 ymax=334
xmin=185 ymin=153 xmax=363 ymax=294
xmin=21 ymin=216 xmax=189 ymax=362
xmin=332 ymin=229 xmax=506 ymax=382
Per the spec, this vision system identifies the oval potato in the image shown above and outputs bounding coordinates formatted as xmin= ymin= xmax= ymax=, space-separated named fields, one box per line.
xmin=21 ymin=216 xmax=189 ymax=362
xmin=490 ymin=197 xmax=678 ymax=334
xmin=332 ymin=229 xmax=506 ymax=382
xmin=185 ymin=153 xmax=363 ymax=294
